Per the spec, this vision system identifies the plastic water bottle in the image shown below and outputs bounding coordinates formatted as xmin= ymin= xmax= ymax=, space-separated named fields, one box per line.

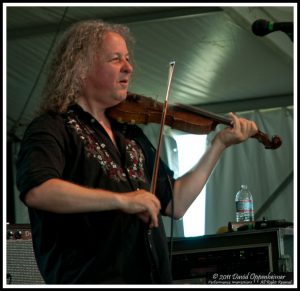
xmin=235 ymin=185 xmax=254 ymax=222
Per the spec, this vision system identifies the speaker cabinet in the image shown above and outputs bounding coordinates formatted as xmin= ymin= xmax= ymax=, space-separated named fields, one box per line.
xmin=6 ymin=224 xmax=45 ymax=285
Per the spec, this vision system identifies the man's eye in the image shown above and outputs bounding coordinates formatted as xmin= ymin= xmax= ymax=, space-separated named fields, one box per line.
xmin=110 ymin=56 xmax=130 ymax=63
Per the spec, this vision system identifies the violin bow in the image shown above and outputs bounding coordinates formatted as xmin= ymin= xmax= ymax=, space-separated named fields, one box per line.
xmin=150 ymin=61 xmax=176 ymax=194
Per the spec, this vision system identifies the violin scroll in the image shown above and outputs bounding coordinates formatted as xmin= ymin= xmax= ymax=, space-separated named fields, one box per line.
xmin=252 ymin=131 xmax=282 ymax=149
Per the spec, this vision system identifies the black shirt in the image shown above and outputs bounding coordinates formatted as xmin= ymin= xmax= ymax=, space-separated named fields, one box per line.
xmin=16 ymin=104 xmax=174 ymax=284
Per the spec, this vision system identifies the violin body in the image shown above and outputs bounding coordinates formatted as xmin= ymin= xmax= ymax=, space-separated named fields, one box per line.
xmin=107 ymin=92 xmax=282 ymax=150
xmin=107 ymin=93 xmax=217 ymax=134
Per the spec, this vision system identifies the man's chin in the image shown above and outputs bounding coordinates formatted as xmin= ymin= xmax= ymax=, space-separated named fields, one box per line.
xmin=111 ymin=91 xmax=127 ymax=105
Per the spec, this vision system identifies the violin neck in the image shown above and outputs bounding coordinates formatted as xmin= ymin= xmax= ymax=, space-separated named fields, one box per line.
xmin=175 ymin=103 xmax=232 ymax=126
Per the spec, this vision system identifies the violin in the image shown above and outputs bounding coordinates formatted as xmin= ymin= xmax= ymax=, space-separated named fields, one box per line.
xmin=107 ymin=92 xmax=282 ymax=150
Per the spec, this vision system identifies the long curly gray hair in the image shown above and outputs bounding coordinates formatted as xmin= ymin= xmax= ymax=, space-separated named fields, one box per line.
xmin=40 ymin=19 xmax=134 ymax=114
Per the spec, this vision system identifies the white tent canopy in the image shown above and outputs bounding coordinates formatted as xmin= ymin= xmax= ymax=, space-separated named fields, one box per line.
xmin=6 ymin=4 xmax=294 ymax=141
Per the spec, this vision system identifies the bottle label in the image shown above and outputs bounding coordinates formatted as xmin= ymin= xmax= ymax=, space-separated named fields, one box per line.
xmin=236 ymin=200 xmax=253 ymax=212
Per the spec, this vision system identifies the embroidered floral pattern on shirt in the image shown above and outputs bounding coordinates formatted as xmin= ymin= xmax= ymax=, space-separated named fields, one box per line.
xmin=66 ymin=115 xmax=146 ymax=183
xmin=124 ymin=139 xmax=146 ymax=183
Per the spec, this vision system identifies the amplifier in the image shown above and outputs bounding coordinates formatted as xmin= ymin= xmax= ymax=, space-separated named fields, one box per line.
xmin=169 ymin=227 xmax=293 ymax=284
xmin=6 ymin=224 xmax=45 ymax=285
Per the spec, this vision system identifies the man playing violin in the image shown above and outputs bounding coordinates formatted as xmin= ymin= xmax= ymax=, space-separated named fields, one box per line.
xmin=16 ymin=20 xmax=258 ymax=284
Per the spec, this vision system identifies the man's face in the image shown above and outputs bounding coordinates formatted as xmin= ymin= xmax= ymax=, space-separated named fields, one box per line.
xmin=83 ymin=32 xmax=133 ymax=108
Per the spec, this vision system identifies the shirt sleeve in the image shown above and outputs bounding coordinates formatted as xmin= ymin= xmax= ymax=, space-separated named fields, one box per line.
xmin=155 ymin=160 xmax=175 ymax=214
xmin=16 ymin=114 xmax=67 ymax=203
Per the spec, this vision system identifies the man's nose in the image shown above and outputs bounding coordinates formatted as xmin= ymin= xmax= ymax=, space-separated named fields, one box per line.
xmin=122 ymin=59 xmax=133 ymax=74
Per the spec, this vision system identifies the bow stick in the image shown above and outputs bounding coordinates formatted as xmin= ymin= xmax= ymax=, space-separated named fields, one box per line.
xmin=150 ymin=61 xmax=176 ymax=195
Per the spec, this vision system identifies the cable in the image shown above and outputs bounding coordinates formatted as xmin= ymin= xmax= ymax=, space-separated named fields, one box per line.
xmin=167 ymin=175 xmax=174 ymax=268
